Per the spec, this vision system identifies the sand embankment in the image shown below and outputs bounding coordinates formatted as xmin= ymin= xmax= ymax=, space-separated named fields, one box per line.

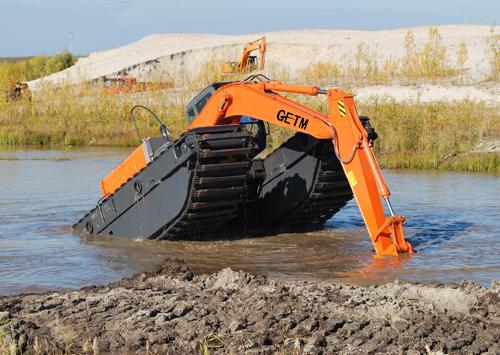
xmin=1 ymin=259 xmax=499 ymax=353
xmin=27 ymin=25 xmax=499 ymax=103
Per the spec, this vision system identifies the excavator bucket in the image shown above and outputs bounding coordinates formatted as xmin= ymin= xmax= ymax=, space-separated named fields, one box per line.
xmin=74 ymin=78 xmax=413 ymax=256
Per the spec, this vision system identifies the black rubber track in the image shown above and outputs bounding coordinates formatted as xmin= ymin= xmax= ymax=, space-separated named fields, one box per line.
xmin=283 ymin=141 xmax=353 ymax=231
xmin=248 ymin=134 xmax=353 ymax=233
xmin=153 ymin=126 xmax=256 ymax=240
xmin=74 ymin=128 xmax=352 ymax=240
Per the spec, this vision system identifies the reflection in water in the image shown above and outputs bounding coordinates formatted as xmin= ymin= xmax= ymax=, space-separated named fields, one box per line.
xmin=340 ymin=253 xmax=413 ymax=285
xmin=0 ymin=148 xmax=498 ymax=295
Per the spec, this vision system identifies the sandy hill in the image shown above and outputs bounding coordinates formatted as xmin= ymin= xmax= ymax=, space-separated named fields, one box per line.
xmin=28 ymin=25 xmax=499 ymax=103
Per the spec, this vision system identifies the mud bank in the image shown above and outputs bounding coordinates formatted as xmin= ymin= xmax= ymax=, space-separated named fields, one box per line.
xmin=1 ymin=259 xmax=499 ymax=354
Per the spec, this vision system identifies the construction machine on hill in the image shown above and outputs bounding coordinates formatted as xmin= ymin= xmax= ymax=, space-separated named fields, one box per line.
xmin=8 ymin=82 xmax=31 ymax=101
xmin=222 ymin=37 xmax=267 ymax=74
xmin=99 ymin=77 xmax=174 ymax=94
xmin=74 ymin=75 xmax=413 ymax=257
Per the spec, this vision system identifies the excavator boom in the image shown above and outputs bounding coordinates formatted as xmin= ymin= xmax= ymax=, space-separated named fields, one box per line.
xmin=237 ymin=37 xmax=267 ymax=72
xmin=188 ymin=80 xmax=413 ymax=256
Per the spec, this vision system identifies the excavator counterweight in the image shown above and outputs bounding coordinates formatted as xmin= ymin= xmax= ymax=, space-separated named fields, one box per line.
xmin=74 ymin=77 xmax=413 ymax=257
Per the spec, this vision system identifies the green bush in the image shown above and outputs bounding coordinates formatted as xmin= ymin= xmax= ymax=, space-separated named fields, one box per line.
xmin=0 ymin=50 xmax=76 ymax=96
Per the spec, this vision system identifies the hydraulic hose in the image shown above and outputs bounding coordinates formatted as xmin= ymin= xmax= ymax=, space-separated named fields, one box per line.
xmin=130 ymin=105 xmax=171 ymax=143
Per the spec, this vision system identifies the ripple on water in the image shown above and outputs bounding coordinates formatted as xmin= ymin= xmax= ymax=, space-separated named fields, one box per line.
xmin=0 ymin=149 xmax=498 ymax=295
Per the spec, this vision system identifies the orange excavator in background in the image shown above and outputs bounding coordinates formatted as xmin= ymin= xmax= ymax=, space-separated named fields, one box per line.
xmin=74 ymin=75 xmax=413 ymax=257
xmin=100 ymin=77 xmax=174 ymax=95
xmin=222 ymin=37 xmax=267 ymax=74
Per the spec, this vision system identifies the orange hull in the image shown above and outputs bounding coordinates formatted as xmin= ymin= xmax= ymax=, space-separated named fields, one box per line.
xmin=100 ymin=142 xmax=149 ymax=197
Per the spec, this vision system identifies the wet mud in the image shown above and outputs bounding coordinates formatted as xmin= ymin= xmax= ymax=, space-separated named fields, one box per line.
xmin=0 ymin=259 xmax=499 ymax=354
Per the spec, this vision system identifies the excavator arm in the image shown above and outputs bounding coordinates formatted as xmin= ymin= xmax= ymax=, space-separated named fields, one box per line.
xmin=187 ymin=80 xmax=414 ymax=256
xmin=237 ymin=37 xmax=267 ymax=72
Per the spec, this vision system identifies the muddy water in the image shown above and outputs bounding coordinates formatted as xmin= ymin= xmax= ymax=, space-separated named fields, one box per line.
xmin=0 ymin=148 xmax=498 ymax=295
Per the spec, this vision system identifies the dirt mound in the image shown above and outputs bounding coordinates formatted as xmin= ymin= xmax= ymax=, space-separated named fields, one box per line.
xmin=1 ymin=259 xmax=498 ymax=354
xmin=28 ymin=25 xmax=497 ymax=89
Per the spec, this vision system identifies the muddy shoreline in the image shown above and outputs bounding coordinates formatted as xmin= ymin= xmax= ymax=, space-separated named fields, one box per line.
xmin=1 ymin=259 xmax=499 ymax=354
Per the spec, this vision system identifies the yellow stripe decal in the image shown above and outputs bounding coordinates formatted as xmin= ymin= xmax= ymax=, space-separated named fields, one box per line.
xmin=338 ymin=100 xmax=346 ymax=117
xmin=347 ymin=170 xmax=357 ymax=187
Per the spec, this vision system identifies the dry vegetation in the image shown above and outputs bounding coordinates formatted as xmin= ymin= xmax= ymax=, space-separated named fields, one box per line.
xmin=0 ymin=27 xmax=498 ymax=173
xmin=488 ymin=26 xmax=500 ymax=81
xmin=299 ymin=26 xmax=499 ymax=86
xmin=361 ymin=101 xmax=499 ymax=172
xmin=0 ymin=318 xmax=17 ymax=355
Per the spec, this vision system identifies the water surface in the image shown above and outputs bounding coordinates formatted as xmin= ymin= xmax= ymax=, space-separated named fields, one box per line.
xmin=0 ymin=148 xmax=498 ymax=295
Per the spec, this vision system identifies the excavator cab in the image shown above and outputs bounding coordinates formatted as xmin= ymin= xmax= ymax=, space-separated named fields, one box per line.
xmin=186 ymin=82 xmax=267 ymax=154
xmin=247 ymin=56 xmax=258 ymax=71
xmin=186 ymin=82 xmax=229 ymax=124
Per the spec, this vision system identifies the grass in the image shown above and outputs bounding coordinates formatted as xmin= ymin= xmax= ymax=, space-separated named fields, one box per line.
xmin=0 ymin=316 xmax=101 ymax=355
xmin=358 ymin=100 xmax=499 ymax=172
xmin=0 ymin=81 xmax=187 ymax=147
xmin=1 ymin=82 xmax=497 ymax=173
xmin=197 ymin=332 xmax=224 ymax=354
xmin=0 ymin=26 xmax=498 ymax=173
xmin=300 ymin=62 xmax=343 ymax=86
xmin=488 ymin=26 xmax=500 ymax=81
xmin=298 ymin=26 xmax=500 ymax=86
xmin=0 ymin=319 xmax=17 ymax=355
xmin=401 ymin=27 xmax=455 ymax=82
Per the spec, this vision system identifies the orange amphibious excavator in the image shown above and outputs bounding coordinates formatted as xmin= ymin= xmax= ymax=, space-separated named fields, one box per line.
xmin=74 ymin=76 xmax=413 ymax=256
xmin=222 ymin=37 xmax=267 ymax=74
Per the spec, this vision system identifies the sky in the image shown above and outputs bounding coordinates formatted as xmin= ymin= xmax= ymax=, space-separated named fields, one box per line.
xmin=1 ymin=0 xmax=498 ymax=56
